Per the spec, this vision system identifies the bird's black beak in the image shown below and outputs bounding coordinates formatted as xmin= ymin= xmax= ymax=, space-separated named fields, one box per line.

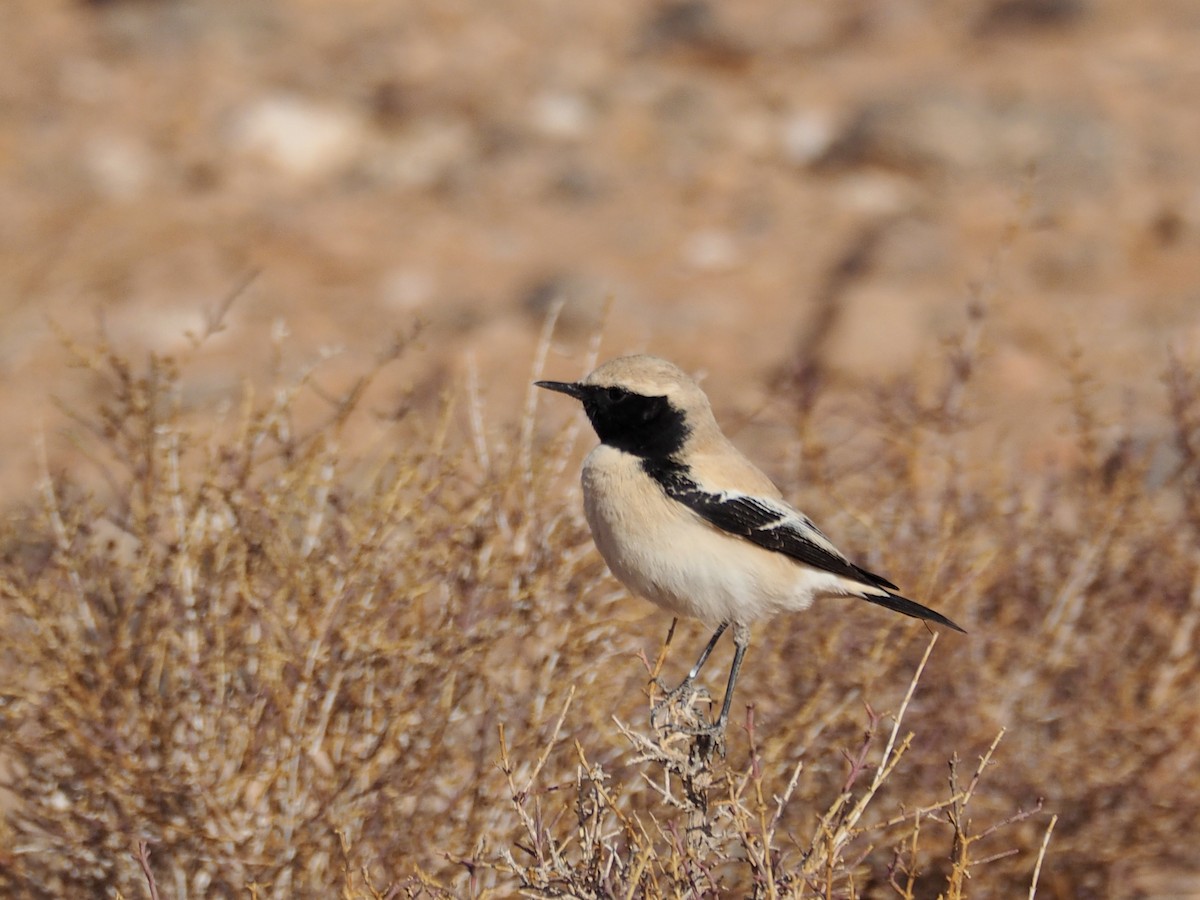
xmin=535 ymin=380 xmax=586 ymax=400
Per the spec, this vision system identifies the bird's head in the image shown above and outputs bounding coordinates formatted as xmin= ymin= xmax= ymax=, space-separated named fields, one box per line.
xmin=536 ymin=355 xmax=716 ymax=458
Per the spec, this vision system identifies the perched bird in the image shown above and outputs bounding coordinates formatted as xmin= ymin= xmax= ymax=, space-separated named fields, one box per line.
xmin=537 ymin=355 xmax=964 ymax=736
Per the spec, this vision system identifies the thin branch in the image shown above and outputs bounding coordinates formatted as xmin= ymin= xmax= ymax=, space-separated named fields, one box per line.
xmin=1028 ymin=815 xmax=1058 ymax=899
xmin=134 ymin=841 xmax=161 ymax=900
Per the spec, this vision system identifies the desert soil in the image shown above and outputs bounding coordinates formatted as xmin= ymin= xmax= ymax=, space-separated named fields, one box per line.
xmin=3 ymin=0 xmax=1199 ymax=501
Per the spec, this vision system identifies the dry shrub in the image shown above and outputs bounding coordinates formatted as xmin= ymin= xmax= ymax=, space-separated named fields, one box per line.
xmin=0 ymin=313 xmax=1197 ymax=897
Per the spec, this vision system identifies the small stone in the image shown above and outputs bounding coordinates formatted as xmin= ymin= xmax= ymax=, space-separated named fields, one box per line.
xmin=83 ymin=134 xmax=154 ymax=200
xmin=682 ymin=229 xmax=741 ymax=272
xmin=780 ymin=109 xmax=837 ymax=166
xmin=381 ymin=269 xmax=437 ymax=313
xmin=231 ymin=94 xmax=365 ymax=181
xmin=530 ymin=90 xmax=593 ymax=140
xmin=373 ymin=116 xmax=475 ymax=189
xmin=520 ymin=272 xmax=614 ymax=335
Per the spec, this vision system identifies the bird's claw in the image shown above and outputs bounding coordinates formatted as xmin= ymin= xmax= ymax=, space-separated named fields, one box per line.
xmin=650 ymin=678 xmax=725 ymax=748
xmin=667 ymin=718 xmax=728 ymax=759
xmin=650 ymin=678 xmax=696 ymax=726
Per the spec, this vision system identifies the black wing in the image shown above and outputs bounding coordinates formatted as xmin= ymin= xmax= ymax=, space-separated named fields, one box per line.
xmin=643 ymin=459 xmax=895 ymax=588
xmin=643 ymin=459 xmax=966 ymax=633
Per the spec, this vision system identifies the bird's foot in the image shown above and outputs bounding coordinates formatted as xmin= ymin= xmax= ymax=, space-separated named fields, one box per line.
xmin=669 ymin=718 xmax=727 ymax=760
xmin=649 ymin=681 xmax=728 ymax=758
xmin=670 ymin=719 xmax=725 ymax=737
xmin=650 ymin=675 xmax=673 ymax=697
xmin=650 ymin=678 xmax=707 ymax=728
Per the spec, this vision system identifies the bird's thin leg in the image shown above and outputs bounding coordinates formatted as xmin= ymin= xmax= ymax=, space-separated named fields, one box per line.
xmin=683 ymin=621 xmax=729 ymax=685
xmin=651 ymin=621 xmax=728 ymax=722
xmin=664 ymin=622 xmax=750 ymax=742
xmin=712 ymin=622 xmax=750 ymax=733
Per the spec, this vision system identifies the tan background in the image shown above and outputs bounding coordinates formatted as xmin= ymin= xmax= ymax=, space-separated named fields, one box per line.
xmin=4 ymin=2 xmax=1200 ymax=894
xmin=3 ymin=0 xmax=1199 ymax=501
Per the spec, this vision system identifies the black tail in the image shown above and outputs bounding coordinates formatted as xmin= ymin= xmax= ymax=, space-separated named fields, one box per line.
xmin=861 ymin=591 xmax=966 ymax=634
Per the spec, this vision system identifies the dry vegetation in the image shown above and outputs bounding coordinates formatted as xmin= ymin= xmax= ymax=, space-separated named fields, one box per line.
xmin=1 ymin=311 xmax=1198 ymax=898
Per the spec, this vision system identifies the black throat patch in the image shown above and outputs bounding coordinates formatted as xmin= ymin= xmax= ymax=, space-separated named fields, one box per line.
xmin=580 ymin=386 xmax=690 ymax=458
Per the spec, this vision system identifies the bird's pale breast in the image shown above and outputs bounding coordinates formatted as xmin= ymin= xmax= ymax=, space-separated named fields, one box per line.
xmin=580 ymin=444 xmax=839 ymax=626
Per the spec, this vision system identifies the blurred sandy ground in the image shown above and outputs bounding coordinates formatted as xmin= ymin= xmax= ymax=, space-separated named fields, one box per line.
xmin=2 ymin=0 xmax=1199 ymax=499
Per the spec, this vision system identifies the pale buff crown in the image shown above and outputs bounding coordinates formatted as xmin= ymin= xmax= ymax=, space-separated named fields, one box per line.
xmin=580 ymin=354 xmax=721 ymax=437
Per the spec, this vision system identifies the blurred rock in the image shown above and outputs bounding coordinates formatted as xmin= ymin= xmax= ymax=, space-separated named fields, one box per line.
xmin=636 ymin=1 xmax=752 ymax=70
xmin=974 ymin=0 xmax=1087 ymax=36
xmin=1148 ymin=207 xmax=1185 ymax=248
xmin=371 ymin=116 xmax=477 ymax=190
xmin=833 ymin=172 xmax=920 ymax=217
xmin=780 ymin=109 xmax=838 ymax=166
xmin=819 ymin=89 xmax=1114 ymax=192
xmin=520 ymin=273 xmax=615 ymax=335
xmin=367 ymin=79 xmax=412 ymax=130
xmin=546 ymin=164 xmax=608 ymax=203
xmin=83 ymin=134 xmax=154 ymax=200
xmin=530 ymin=90 xmax=595 ymax=141
xmin=381 ymin=268 xmax=437 ymax=314
xmin=231 ymin=94 xmax=366 ymax=181
xmin=681 ymin=229 xmax=741 ymax=272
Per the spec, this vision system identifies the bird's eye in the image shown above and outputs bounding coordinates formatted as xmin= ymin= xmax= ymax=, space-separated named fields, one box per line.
xmin=605 ymin=386 xmax=626 ymax=402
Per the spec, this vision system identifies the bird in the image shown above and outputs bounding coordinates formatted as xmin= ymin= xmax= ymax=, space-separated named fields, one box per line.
xmin=536 ymin=354 xmax=965 ymax=737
